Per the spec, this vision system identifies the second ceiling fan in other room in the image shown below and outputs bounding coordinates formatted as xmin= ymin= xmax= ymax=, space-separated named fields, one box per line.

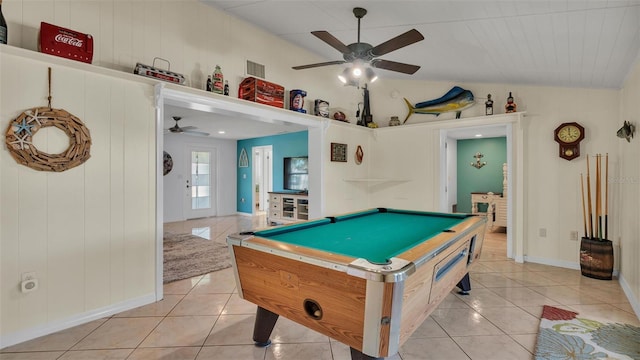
xmin=292 ymin=7 xmax=425 ymax=83
xmin=165 ymin=116 xmax=210 ymax=137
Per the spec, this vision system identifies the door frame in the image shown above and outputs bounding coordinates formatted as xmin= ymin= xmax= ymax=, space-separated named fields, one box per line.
xmin=438 ymin=114 xmax=525 ymax=262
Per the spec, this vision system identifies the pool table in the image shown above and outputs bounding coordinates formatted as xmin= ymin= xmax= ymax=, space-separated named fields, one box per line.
xmin=227 ymin=208 xmax=487 ymax=360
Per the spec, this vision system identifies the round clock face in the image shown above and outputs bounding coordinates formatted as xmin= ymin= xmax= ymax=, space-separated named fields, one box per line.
xmin=557 ymin=125 xmax=582 ymax=143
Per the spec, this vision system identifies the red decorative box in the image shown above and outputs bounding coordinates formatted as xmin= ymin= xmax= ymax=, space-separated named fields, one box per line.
xmin=238 ymin=77 xmax=285 ymax=108
xmin=39 ymin=22 xmax=93 ymax=64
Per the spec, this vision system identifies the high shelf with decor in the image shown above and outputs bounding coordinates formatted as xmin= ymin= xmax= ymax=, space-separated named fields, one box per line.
xmin=268 ymin=192 xmax=309 ymax=225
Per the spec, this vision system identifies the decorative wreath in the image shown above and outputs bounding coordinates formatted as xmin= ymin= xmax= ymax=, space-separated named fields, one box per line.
xmin=163 ymin=151 xmax=173 ymax=176
xmin=5 ymin=106 xmax=92 ymax=172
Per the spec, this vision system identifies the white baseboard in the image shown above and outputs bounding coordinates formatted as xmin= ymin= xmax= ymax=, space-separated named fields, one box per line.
xmin=1 ymin=292 xmax=157 ymax=349
xmin=523 ymin=255 xmax=581 ymax=270
xmin=618 ymin=274 xmax=640 ymax=320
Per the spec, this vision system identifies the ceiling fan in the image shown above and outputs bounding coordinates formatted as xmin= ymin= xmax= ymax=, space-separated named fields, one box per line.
xmin=292 ymin=7 xmax=424 ymax=77
xmin=165 ymin=116 xmax=209 ymax=137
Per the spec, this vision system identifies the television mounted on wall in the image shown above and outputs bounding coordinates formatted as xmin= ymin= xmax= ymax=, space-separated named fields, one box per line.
xmin=283 ymin=156 xmax=308 ymax=191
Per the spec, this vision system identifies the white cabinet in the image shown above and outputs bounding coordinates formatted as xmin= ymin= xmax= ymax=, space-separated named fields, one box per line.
xmin=268 ymin=192 xmax=309 ymax=225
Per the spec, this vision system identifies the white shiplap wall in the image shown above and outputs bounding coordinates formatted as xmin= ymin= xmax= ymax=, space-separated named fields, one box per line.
xmin=0 ymin=48 xmax=157 ymax=345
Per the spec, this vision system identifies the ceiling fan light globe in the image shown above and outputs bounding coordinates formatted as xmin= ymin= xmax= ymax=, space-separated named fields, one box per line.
xmin=365 ymin=68 xmax=378 ymax=83
xmin=338 ymin=68 xmax=351 ymax=83
xmin=352 ymin=67 xmax=362 ymax=78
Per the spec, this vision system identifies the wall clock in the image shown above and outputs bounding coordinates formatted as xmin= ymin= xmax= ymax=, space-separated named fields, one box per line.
xmin=554 ymin=122 xmax=584 ymax=160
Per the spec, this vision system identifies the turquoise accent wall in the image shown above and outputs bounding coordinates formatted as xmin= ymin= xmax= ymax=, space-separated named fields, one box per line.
xmin=457 ymin=137 xmax=506 ymax=213
xmin=237 ymin=131 xmax=308 ymax=213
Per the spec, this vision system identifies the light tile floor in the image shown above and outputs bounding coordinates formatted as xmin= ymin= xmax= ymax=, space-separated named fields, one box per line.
xmin=2 ymin=214 xmax=638 ymax=360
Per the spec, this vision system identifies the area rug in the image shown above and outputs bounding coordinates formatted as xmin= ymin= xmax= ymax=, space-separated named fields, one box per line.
xmin=534 ymin=305 xmax=640 ymax=360
xmin=163 ymin=232 xmax=232 ymax=283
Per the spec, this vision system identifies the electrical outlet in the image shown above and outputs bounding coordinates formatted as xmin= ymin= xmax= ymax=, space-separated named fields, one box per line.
xmin=539 ymin=228 xmax=547 ymax=237
xmin=21 ymin=272 xmax=39 ymax=293
xmin=570 ymin=231 xmax=579 ymax=241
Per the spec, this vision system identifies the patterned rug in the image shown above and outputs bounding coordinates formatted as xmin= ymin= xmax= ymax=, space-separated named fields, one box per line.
xmin=163 ymin=232 xmax=232 ymax=283
xmin=534 ymin=305 xmax=640 ymax=360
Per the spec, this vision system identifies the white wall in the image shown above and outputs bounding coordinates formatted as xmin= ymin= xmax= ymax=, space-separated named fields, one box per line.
xmin=1 ymin=48 xmax=157 ymax=345
xmin=618 ymin=58 xmax=640 ymax=315
xmin=322 ymin=122 xmax=373 ymax=215
xmin=163 ymin=134 xmax=237 ymax=222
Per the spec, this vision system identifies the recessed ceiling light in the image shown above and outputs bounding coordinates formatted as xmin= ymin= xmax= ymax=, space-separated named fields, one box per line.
xmin=475 ymin=134 xmax=483 ymax=137
xmin=218 ymin=130 xmax=226 ymax=134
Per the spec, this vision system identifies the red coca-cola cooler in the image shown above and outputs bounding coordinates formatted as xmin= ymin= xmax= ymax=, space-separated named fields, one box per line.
xmin=39 ymin=22 xmax=93 ymax=64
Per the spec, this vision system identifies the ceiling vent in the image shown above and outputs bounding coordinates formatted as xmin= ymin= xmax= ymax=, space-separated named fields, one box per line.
xmin=246 ymin=60 xmax=265 ymax=79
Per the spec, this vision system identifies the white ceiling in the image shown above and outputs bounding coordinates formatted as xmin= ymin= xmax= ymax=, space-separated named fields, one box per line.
xmin=204 ymin=0 xmax=640 ymax=89
xmin=163 ymin=103 xmax=309 ymax=141
xmin=167 ymin=0 xmax=640 ymax=141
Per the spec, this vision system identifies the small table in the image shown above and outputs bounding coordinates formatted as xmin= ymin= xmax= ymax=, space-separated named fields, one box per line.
xmin=227 ymin=208 xmax=487 ymax=359
xmin=471 ymin=192 xmax=503 ymax=229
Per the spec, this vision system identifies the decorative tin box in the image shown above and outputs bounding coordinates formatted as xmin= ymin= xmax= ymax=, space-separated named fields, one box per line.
xmin=238 ymin=77 xmax=285 ymax=108
xmin=133 ymin=57 xmax=186 ymax=85
xmin=39 ymin=22 xmax=94 ymax=64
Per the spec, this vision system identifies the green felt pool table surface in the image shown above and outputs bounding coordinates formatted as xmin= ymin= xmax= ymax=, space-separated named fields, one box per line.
xmin=253 ymin=208 xmax=472 ymax=264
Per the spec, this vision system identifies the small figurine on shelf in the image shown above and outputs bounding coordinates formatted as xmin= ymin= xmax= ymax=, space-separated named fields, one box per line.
xmin=505 ymin=92 xmax=517 ymax=113
xmin=388 ymin=116 xmax=401 ymax=126
xmin=485 ymin=94 xmax=493 ymax=116
xmin=223 ymin=80 xmax=229 ymax=96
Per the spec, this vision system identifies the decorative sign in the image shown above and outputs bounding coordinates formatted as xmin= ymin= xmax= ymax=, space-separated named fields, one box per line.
xmin=331 ymin=143 xmax=347 ymax=162
xmin=239 ymin=148 xmax=249 ymax=167
xmin=355 ymin=145 xmax=364 ymax=165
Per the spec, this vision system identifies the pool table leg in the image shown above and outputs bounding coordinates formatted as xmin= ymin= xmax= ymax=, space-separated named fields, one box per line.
xmin=456 ymin=272 xmax=471 ymax=295
xmin=253 ymin=306 xmax=279 ymax=347
xmin=350 ymin=347 xmax=383 ymax=360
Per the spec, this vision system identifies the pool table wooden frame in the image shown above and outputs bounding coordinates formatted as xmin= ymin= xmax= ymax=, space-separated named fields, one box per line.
xmin=226 ymin=208 xmax=487 ymax=360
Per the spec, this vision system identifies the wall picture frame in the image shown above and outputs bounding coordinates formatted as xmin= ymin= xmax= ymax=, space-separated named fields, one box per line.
xmin=331 ymin=143 xmax=347 ymax=162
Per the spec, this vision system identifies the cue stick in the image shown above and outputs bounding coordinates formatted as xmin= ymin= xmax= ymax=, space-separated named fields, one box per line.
xmin=605 ymin=153 xmax=609 ymax=240
xmin=596 ymin=154 xmax=602 ymax=240
xmin=586 ymin=155 xmax=593 ymax=239
xmin=580 ymin=173 xmax=588 ymax=238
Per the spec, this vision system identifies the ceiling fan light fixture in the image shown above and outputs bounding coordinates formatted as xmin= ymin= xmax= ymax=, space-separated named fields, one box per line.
xmin=365 ymin=67 xmax=378 ymax=83
xmin=352 ymin=66 xmax=362 ymax=78
xmin=338 ymin=67 xmax=351 ymax=84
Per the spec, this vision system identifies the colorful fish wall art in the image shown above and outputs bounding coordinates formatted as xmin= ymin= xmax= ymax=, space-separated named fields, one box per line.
xmin=403 ymin=86 xmax=475 ymax=123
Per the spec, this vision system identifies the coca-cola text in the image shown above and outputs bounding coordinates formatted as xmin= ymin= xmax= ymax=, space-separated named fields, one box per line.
xmin=55 ymin=33 xmax=83 ymax=48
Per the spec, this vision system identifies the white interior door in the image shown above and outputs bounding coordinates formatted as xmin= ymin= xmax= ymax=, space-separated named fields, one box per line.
xmin=185 ymin=145 xmax=217 ymax=219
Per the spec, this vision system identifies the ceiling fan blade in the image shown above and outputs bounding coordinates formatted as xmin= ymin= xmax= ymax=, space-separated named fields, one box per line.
xmin=292 ymin=60 xmax=346 ymax=70
xmin=183 ymin=130 xmax=210 ymax=137
xmin=371 ymin=59 xmax=421 ymax=74
xmin=370 ymin=29 xmax=424 ymax=57
xmin=179 ymin=125 xmax=197 ymax=131
xmin=311 ymin=31 xmax=351 ymax=54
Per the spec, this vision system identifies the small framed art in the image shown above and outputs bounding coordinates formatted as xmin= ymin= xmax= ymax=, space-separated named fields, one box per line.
xmin=331 ymin=143 xmax=347 ymax=162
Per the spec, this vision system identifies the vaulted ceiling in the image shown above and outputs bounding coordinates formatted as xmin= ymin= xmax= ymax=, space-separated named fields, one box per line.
xmin=204 ymin=0 xmax=640 ymax=89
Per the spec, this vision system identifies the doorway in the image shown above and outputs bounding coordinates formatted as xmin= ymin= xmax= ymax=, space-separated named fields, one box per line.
xmin=185 ymin=145 xmax=217 ymax=219
xmin=252 ymin=146 xmax=273 ymax=215
xmin=440 ymin=122 xmax=517 ymax=260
